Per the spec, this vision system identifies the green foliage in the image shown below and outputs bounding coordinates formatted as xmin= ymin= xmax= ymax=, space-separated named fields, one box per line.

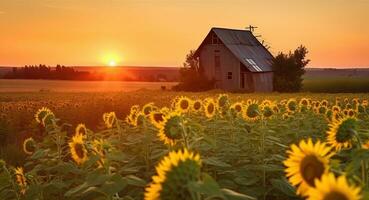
xmin=272 ymin=45 xmax=310 ymax=92
xmin=173 ymin=50 xmax=215 ymax=91
xmin=0 ymin=93 xmax=369 ymax=199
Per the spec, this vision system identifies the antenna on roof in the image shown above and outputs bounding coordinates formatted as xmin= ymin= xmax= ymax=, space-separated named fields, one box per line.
xmin=245 ymin=25 xmax=258 ymax=32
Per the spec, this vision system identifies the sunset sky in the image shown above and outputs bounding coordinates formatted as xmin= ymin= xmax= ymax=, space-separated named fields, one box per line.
xmin=0 ymin=0 xmax=368 ymax=68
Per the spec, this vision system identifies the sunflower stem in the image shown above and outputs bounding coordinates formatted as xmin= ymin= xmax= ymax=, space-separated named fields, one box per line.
xmin=180 ymin=121 xmax=190 ymax=150
xmin=260 ymin=117 xmax=266 ymax=200
xmin=3 ymin=165 xmax=21 ymax=200
xmin=353 ymin=130 xmax=367 ymax=186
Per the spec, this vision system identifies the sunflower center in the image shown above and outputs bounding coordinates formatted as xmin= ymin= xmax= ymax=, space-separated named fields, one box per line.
xmin=301 ymin=100 xmax=308 ymax=106
xmin=164 ymin=116 xmax=182 ymax=140
xmin=207 ymin=103 xmax=214 ymax=114
xmin=74 ymin=143 xmax=85 ymax=159
xmin=323 ymin=191 xmax=348 ymax=200
xmin=263 ymin=107 xmax=273 ymax=118
xmin=78 ymin=127 xmax=86 ymax=135
xmin=144 ymin=107 xmax=152 ymax=115
xmin=154 ymin=113 xmax=164 ymax=123
xmin=319 ymin=106 xmax=327 ymax=114
xmin=235 ymin=105 xmax=242 ymax=112
xmin=180 ymin=100 xmax=189 ymax=110
xmin=336 ymin=119 xmax=356 ymax=143
xmin=193 ymin=102 xmax=201 ymax=110
xmin=300 ymin=155 xmax=325 ymax=186
xmin=247 ymin=104 xmax=259 ymax=118
xmin=288 ymin=102 xmax=297 ymax=111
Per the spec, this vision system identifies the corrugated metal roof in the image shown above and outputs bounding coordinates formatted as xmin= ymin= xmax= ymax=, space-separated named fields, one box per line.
xmin=201 ymin=27 xmax=274 ymax=72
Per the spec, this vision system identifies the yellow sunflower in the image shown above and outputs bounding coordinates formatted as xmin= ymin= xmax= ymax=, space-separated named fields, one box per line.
xmin=69 ymin=133 xmax=88 ymax=165
xmin=158 ymin=112 xmax=184 ymax=146
xmin=318 ymin=105 xmax=328 ymax=115
xmin=150 ymin=111 xmax=166 ymax=128
xmin=92 ymin=139 xmax=108 ymax=168
xmin=327 ymin=116 xmax=357 ymax=151
xmin=261 ymin=99 xmax=273 ymax=106
xmin=142 ymin=103 xmax=156 ymax=116
xmin=176 ymin=96 xmax=192 ymax=113
xmin=344 ymin=98 xmax=349 ymax=105
xmin=34 ymin=107 xmax=52 ymax=124
xmin=307 ymin=173 xmax=361 ymax=200
xmin=126 ymin=105 xmax=140 ymax=126
xmin=103 ymin=112 xmax=116 ymax=128
xmin=284 ymin=139 xmax=332 ymax=196
xmin=41 ymin=112 xmax=55 ymax=126
xmin=160 ymin=107 xmax=171 ymax=115
xmin=217 ymin=94 xmax=230 ymax=108
xmin=191 ymin=100 xmax=203 ymax=113
xmin=204 ymin=98 xmax=217 ymax=118
xmin=345 ymin=109 xmax=356 ymax=118
xmin=14 ymin=167 xmax=27 ymax=194
xmin=321 ymin=99 xmax=329 ymax=107
xmin=23 ymin=137 xmax=36 ymax=155
xmin=133 ymin=112 xmax=146 ymax=127
xmin=286 ymin=98 xmax=298 ymax=113
xmin=144 ymin=148 xmax=201 ymax=200
xmin=261 ymin=104 xmax=274 ymax=119
xmin=243 ymin=100 xmax=260 ymax=121
xmin=230 ymin=102 xmax=243 ymax=115
xmin=299 ymin=98 xmax=310 ymax=108
xmin=75 ymin=123 xmax=87 ymax=136
xmin=362 ymin=99 xmax=368 ymax=106
xmin=332 ymin=105 xmax=341 ymax=113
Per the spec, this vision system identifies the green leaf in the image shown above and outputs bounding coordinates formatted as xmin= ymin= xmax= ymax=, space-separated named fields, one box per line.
xmin=270 ymin=178 xmax=297 ymax=197
xmin=123 ymin=175 xmax=147 ymax=187
xmin=221 ymin=188 xmax=256 ymax=200
xmin=203 ymin=157 xmax=231 ymax=168
xmin=188 ymin=173 xmax=224 ymax=198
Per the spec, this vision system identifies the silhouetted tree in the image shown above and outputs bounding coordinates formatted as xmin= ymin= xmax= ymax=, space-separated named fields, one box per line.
xmin=272 ymin=45 xmax=310 ymax=92
xmin=173 ymin=50 xmax=214 ymax=91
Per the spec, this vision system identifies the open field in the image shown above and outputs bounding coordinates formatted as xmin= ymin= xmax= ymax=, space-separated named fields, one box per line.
xmin=302 ymin=77 xmax=369 ymax=93
xmin=1 ymin=91 xmax=369 ymax=199
xmin=0 ymin=79 xmax=177 ymax=92
xmin=1 ymin=74 xmax=369 ymax=93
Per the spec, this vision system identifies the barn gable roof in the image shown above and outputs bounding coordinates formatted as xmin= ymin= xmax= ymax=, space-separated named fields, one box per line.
xmin=194 ymin=27 xmax=274 ymax=72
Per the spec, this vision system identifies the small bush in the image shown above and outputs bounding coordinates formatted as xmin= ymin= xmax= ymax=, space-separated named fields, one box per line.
xmin=173 ymin=50 xmax=215 ymax=91
xmin=272 ymin=45 xmax=310 ymax=92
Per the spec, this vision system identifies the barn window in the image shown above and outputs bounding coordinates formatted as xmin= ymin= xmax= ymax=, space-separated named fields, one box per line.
xmin=227 ymin=72 xmax=232 ymax=79
xmin=212 ymin=34 xmax=221 ymax=44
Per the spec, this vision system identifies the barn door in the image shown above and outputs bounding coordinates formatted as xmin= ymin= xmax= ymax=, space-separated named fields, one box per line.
xmin=240 ymin=73 xmax=254 ymax=92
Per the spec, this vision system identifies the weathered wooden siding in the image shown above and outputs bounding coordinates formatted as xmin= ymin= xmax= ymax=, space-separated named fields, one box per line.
xmin=252 ymin=72 xmax=273 ymax=92
xmin=199 ymin=44 xmax=240 ymax=91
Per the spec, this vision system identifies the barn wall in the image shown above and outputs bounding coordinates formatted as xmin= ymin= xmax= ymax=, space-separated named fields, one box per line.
xmin=252 ymin=72 xmax=274 ymax=92
xmin=199 ymin=44 xmax=240 ymax=91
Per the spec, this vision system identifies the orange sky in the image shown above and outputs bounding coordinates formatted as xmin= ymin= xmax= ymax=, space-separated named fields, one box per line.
xmin=0 ymin=0 xmax=368 ymax=68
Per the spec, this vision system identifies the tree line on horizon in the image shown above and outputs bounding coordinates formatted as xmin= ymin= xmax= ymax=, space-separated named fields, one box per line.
xmin=2 ymin=65 xmax=173 ymax=82
xmin=3 ymin=65 xmax=94 ymax=80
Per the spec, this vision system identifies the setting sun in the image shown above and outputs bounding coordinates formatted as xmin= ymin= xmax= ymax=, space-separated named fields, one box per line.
xmin=108 ymin=60 xmax=117 ymax=67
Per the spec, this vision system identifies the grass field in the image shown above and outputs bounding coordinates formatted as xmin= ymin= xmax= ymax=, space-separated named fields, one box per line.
xmin=302 ymin=77 xmax=369 ymax=93
xmin=1 ymin=76 xmax=369 ymax=93
xmin=1 ymin=90 xmax=369 ymax=199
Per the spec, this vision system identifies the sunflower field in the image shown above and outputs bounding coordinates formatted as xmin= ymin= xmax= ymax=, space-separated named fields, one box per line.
xmin=1 ymin=92 xmax=369 ymax=200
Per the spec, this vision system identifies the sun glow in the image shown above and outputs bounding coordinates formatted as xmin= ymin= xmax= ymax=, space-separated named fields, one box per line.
xmin=108 ymin=60 xmax=117 ymax=67
xmin=102 ymin=52 xmax=121 ymax=67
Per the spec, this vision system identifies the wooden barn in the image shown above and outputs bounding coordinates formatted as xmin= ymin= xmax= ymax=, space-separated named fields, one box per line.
xmin=194 ymin=27 xmax=274 ymax=92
